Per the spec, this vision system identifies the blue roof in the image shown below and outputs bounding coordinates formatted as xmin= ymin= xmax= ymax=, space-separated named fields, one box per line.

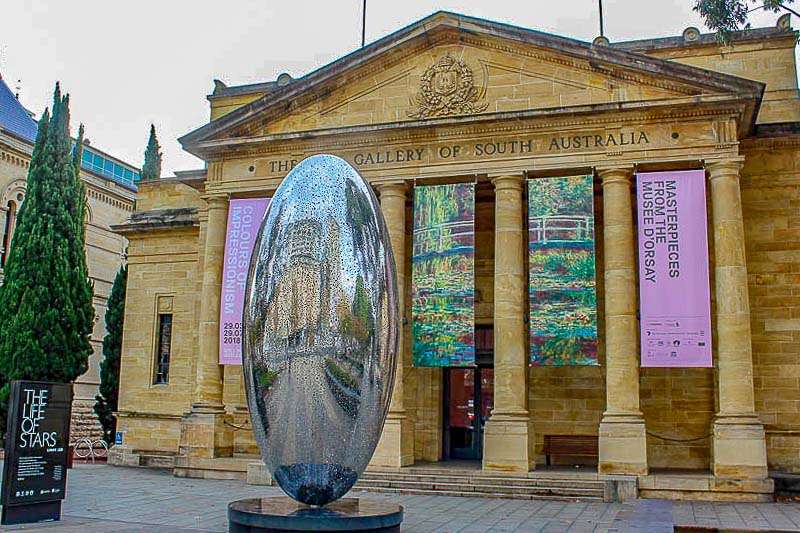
xmin=0 ymin=76 xmax=38 ymax=143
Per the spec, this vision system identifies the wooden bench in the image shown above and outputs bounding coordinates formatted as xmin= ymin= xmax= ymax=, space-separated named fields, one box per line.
xmin=543 ymin=435 xmax=599 ymax=466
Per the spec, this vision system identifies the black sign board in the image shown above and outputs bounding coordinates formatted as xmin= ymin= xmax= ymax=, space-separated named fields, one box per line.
xmin=1 ymin=381 xmax=72 ymax=525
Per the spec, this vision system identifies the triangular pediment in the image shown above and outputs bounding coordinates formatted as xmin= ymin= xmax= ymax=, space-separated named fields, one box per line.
xmin=180 ymin=12 xmax=763 ymax=154
xmin=255 ymin=45 xmax=700 ymax=137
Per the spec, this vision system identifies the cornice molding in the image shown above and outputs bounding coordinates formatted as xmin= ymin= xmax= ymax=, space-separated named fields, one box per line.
xmin=741 ymin=134 xmax=800 ymax=150
xmin=195 ymin=100 xmax=743 ymax=160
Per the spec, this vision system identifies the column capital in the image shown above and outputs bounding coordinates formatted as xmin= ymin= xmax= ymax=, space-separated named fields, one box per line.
xmin=201 ymin=193 xmax=230 ymax=208
xmin=491 ymin=173 xmax=525 ymax=191
xmin=596 ymin=165 xmax=635 ymax=187
xmin=375 ymin=180 xmax=409 ymax=196
xmin=705 ymin=157 xmax=745 ymax=181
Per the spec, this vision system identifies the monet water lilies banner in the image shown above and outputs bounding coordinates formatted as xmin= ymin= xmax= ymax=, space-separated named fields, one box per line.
xmin=528 ymin=176 xmax=598 ymax=366
xmin=412 ymin=183 xmax=475 ymax=367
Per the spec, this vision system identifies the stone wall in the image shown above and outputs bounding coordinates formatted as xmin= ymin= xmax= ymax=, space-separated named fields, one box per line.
xmin=117 ymin=226 xmax=200 ymax=405
xmin=640 ymin=368 xmax=715 ymax=470
xmin=642 ymin=33 xmax=800 ymax=124
xmin=742 ymin=141 xmax=800 ymax=474
xmin=116 ymin=195 xmax=202 ymax=453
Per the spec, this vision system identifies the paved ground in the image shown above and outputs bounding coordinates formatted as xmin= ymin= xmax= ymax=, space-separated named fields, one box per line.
xmin=0 ymin=464 xmax=799 ymax=531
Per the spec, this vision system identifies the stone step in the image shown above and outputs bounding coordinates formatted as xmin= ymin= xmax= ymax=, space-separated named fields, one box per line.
xmin=355 ymin=478 xmax=603 ymax=497
xmin=352 ymin=485 xmax=603 ymax=501
xmin=359 ymin=472 xmax=602 ymax=489
xmin=366 ymin=466 xmax=598 ymax=480
xmin=140 ymin=454 xmax=177 ymax=469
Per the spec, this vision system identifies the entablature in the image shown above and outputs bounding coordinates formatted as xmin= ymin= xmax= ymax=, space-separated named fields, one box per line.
xmin=201 ymin=101 xmax=741 ymax=196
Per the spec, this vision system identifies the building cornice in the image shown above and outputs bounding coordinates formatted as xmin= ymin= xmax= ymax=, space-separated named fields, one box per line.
xmin=192 ymin=96 xmax=747 ymax=160
xmin=112 ymin=208 xmax=199 ymax=235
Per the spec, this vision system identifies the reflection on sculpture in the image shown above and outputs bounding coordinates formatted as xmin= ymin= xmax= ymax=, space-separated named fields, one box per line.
xmin=242 ymin=155 xmax=398 ymax=506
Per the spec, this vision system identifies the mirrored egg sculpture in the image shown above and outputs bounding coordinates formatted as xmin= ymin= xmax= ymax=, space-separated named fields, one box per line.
xmin=242 ymin=154 xmax=398 ymax=506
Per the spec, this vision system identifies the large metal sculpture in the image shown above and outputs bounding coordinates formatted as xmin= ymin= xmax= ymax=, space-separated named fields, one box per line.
xmin=241 ymin=154 xmax=399 ymax=508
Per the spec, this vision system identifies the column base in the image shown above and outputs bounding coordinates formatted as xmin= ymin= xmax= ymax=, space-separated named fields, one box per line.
xmin=482 ymin=413 xmax=534 ymax=473
xmin=177 ymin=405 xmax=234 ymax=460
xmin=370 ymin=413 xmax=414 ymax=468
xmin=712 ymin=414 xmax=768 ymax=480
xmin=598 ymin=413 xmax=648 ymax=476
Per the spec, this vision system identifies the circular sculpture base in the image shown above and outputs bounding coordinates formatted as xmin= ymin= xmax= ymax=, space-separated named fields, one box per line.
xmin=228 ymin=497 xmax=403 ymax=532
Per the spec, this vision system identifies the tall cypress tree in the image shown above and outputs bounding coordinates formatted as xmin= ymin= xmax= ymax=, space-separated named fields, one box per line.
xmin=94 ymin=262 xmax=126 ymax=444
xmin=141 ymin=124 xmax=162 ymax=180
xmin=0 ymin=83 xmax=95 ymax=432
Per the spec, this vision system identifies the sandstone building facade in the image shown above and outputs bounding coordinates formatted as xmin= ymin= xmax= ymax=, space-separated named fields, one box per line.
xmin=0 ymin=74 xmax=138 ymax=439
xmin=111 ymin=12 xmax=800 ymax=501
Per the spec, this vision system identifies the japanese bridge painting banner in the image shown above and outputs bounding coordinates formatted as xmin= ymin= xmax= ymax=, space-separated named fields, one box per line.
xmin=637 ymin=170 xmax=712 ymax=367
xmin=412 ymin=183 xmax=475 ymax=367
xmin=219 ymin=198 xmax=270 ymax=365
xmin=528 ymin=176 xmax=598 ymax=366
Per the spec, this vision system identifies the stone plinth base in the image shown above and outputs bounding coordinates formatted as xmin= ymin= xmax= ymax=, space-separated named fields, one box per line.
xmin=178 ymin=408 xmax=234 ymax=459
xmin=639 ymin=471 xmax=774 ymax=502
xmin=370 ymin=415 xmax=414 ymax=468
xmin=598 ymin=414 xmax=648 ymax=476
xmin=108 ymin=445 xmax=176 ymax=469
xmin=228 ymin=497 xmax=403 ymax=532
xmin=174 ymin=455 xmax=251 ymax=480
xmin=247 ymin=461 xmax=274 ymax=486
xmin=482 ymin=414 xmax=533 ymax=473
xmin=712 ymin=415 xmax=768 ymax=480
xmin=602 ymin=475 xmax=638 ymax=502
xmin=108 ymin=445 xmax=140 ymax=467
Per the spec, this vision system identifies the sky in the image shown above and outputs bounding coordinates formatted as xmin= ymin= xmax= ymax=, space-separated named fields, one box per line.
xmin=0 ymin=1 xmax=788 ymax=175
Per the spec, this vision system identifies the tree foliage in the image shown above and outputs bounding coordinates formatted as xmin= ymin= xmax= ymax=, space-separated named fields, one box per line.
xmin=141 ymin=124 xmax=162 ymax=181
xmin=694 ymin=0 xmax=797 ymax=40
xmin=94 ymin=262 xmax=126 ymax=444
xmin=0 ymin=83 xmax=95 ymax=432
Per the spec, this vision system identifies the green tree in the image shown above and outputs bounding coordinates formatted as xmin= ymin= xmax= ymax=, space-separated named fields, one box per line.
xmin=352 ymin=274 xmax=374 ymax=340
xmin=694 ymin=0 xmax=798 ymax=40
xmin=94 ymin=262 xmax=126 ymax=444
xmin=0 ymin=83 xmax=95 ymax=432
xmin=140 ymin=124 xmax=162 ymax=181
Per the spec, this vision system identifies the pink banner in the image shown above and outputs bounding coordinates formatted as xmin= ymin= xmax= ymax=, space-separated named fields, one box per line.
xmin=219 ymin=198 xmax=270 ymax=365
xmin=637 ymin=170 xmax=712 ymax=367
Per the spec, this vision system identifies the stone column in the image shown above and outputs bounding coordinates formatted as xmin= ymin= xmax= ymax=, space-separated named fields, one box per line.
xmin=597 ymin=166 xmax=648 ymax=476
xmin=706 ymin=158 xmax=768 ymax=480
xmin=177 ymin=194 xmax=233 ymax=465
xmin=372 ymin=181 xmax=415 ymax=467
xmin=483 ymin=173 xmax=533 ymax=473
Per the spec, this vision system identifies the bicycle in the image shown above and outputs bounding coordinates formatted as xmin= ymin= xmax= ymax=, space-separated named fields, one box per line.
xmin=72 ymin=437 xmax=108 ymax=463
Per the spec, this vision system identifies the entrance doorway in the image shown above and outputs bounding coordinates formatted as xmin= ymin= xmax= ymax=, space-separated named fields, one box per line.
xmin=443 ymin=326 xmax=494 ymax=461
xmin=444 ymin=367 xmax=494 ymax=460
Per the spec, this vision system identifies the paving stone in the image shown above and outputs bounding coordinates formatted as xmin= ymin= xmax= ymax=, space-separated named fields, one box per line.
xmin=1 ymin=464 xmax=800 ymax=531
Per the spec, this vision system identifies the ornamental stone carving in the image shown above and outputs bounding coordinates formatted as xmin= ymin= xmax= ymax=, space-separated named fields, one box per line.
xmin=408 ymin=54 xmax=488 ymax=119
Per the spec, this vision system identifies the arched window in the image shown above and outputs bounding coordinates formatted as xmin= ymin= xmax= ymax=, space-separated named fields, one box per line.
xmin=1 ymin=200 xmax=17 ymax=267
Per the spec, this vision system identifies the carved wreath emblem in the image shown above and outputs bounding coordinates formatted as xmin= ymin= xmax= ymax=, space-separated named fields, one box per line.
xmin=408 ymin=54 xmax=488 ymax=119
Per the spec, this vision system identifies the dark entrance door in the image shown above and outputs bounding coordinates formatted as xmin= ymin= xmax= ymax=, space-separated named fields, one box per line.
xmin=444 ymin=326 xmax=494 ymax=460
xmin=444 ymin=367 xmax=494 ymax=460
